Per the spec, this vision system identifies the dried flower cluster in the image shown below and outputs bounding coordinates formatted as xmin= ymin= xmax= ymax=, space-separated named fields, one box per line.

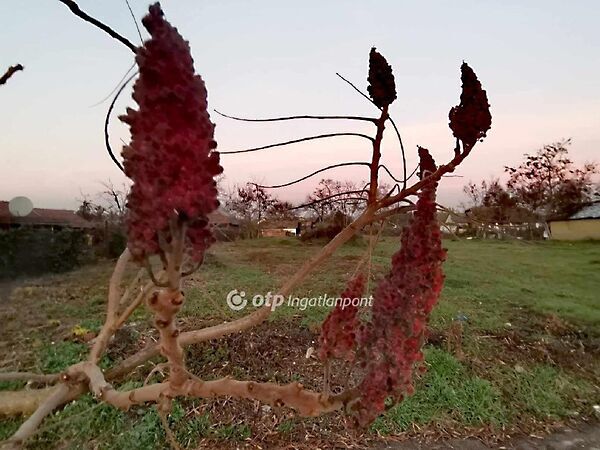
xmin=367 ymin=47 xmax=397 ymax=108
xmin=120 ymin=3 xmax=222 ymax=261
xmin=351 ymin=148 xmax=446 ymax=427
xmin=448 ymin=62 xmax=492 ymax=150
xmin=318 ymin=273 xmax=365 ymax=362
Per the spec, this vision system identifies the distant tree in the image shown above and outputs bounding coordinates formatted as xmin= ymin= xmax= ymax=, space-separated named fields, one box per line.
xmin=462 ymin=178 xmax=522 ymax=225
xmin=304 ymin=179 xmax=367 ymax=223
xmin=77 ymin=181 xmax=128 ymax=257
xmin=225 ymin=183 xmax=276 ymax=223
xmin=463 ymin=178 xmax=517 ymax=209
xmin=224 ymin=183 xmax=298 ymax=237
xmin=268 ymin=199 xmax=298 ymax=221
xmin=76 ymin=181 xmax=128 ymax=224
xmin=505 ymin=139 xmax=597 ymax=221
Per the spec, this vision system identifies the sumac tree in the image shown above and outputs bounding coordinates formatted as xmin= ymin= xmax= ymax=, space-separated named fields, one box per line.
xmin=0 ymin=3 xmax=492 ymax=448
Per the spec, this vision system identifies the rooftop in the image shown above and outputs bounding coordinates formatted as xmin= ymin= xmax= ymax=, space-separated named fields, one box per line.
xmin=0 ymin=201 xmax=94 ymax=229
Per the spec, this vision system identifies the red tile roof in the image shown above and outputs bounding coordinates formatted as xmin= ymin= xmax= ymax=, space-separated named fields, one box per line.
xmin=0 ymin=201 xmax=94 ymax=228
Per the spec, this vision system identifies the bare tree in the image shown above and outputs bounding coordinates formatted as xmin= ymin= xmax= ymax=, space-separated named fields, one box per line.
xmin=505 ymin=139 xmax=598 ymax=222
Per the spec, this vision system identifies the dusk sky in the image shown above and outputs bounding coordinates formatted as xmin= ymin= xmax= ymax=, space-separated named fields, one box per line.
xmin=1 ymin=0 xmax=598 ymax=210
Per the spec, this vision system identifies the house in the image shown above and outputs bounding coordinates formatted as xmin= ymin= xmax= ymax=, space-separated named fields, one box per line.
xmin=437 ymin=211 xmax=471 ymax=235
xmin=464 ymin=206 xmax=543 ymax=239
xmin=208 ymin=209 xmax=240 ymax=240
xmin=548 ymin=201 xmax=600 ymax=240
xmin=259 ymin=219 xmax=300 ymax=237
xmin=0 ymin=201 xmax=93 ymax=230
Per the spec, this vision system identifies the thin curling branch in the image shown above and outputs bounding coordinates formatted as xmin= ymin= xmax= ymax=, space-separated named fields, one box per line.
xmin=379 ymin=145 xmax=475 ymax=210
xmin=336 ymin=72 xmax=377 ymax=107
xmin=336 ymin=72 xmax=409 ymax=189
xmin=255 ymin=162 xmax=371 ymax=189
xmin=58 ymin=0 xmax=138 ymax=53
xmin=214 ymin=109 xmax=377 ymax=124
xmin=406 ymin=164 xmax=420 ymax=183
xmin=220 ymin=132 xmax=374 ymax=155
xmin=288 ymin=190 xmax=368 ymax=211
xmin=124 ymin=0 xmax=144 ymax=44
xmin=144 ymin=259 xmax=169 ymax=288
xmin=387 ymin=117 xmax=407 ymax=189
xmin=0 ymin=64 xmax=24 ymax=86
xmin=372 ymin=203 xmax=415 ymax=221
xmin=105 ymin=72 xmax=137 ymax=173
xmin=378 ymin=164 xmax=403 ymax=183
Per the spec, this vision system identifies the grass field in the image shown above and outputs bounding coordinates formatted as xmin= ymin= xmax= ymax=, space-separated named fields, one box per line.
xmin=0 ymin=237 xmax=599 ymax=448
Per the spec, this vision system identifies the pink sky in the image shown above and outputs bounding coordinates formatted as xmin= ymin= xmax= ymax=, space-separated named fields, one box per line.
xmin=1 ymin=1 xmax=598 ymax=211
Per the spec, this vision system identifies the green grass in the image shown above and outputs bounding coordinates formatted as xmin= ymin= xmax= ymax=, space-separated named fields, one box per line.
xmin=372 ymin=349 xmax=508 ymax=433
xmin=194 ymin=237 xmax=600 ymax=331
xmin=1 ymin=237 xmax=599 ymax=448
xmin=436 ymin=239 xmax=600 ymax=329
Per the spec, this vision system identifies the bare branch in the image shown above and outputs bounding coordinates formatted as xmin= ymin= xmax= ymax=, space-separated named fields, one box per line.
xmin=114 ymin=281 xmax=155 ymax=329
xmin=105 ymin=72 xmax=136 ymax=173
xmin=0 ymin=64 xmax=24 ymax=86
xmin=335 ymin=72 xmax=408 ymax=190
xmin=144 ymin=260 xmax=169 ymax=288
xmin=378 ymin=164 xmax=402 ymax=183
xmin=220 ymin=132 xmax=374 ymax=155
xmin=58 ymin=0 xmax=137 ymax=53
xmin=123 ymin=0 xmax=143 ymax=44
xmin=2 ymin=383 xmax=85 ymax=449
xmin=372 ymin=204 xmax=415 ymax=222
xmin=89 ymin=249 xmax=131 ymax=363
xmin=255 ymin=162 xmax=371 ymax=189
xmin=379 ymin=146 xmax=475 ymax=209
xmin=336 ymin=72 xmax=378 ymax=108
xmin=369 ymin=106 xmax=388 ymax=202
xmin=288 ymin=190 xmax=368 ymax=211
xmin=107 ymin=207 xmax=379 ymax=381
xmin=72 ymin=359 xmax=349 ymax=418
xmin=387 ymin=117 xmax=408 ymax=189
xmin=89 ymin=62 xmax=136 ymax=107
xmin=214 ymin=109 xmax=377 ymax=124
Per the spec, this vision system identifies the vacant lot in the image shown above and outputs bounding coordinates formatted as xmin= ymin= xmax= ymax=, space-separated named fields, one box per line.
xmin=1 ymin=238 xmax=599 ymax=449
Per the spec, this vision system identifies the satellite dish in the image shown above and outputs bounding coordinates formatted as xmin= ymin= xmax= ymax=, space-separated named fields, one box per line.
xmin=8 ymin=196 xmax=34 ymax=217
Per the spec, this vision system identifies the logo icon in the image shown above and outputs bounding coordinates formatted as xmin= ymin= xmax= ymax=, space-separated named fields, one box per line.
xmin=226 ymin=289 xmax=247 ymax=311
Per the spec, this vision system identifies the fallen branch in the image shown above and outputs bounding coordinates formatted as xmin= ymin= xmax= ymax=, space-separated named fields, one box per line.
xmin=0 ymin=372 xmax=59 ymax=385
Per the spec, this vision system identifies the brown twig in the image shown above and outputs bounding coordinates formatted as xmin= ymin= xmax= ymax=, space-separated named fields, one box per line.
xmin=369 ymin=106 xmax=389 ymax=202
xmin=105 ymin=72 xmax=136 ymax=173
xmin=0 ymin=64 xmax=24 ymax=86
xmin=287 ymin=191 xmax=368 ymax=211
xmin=220 ymin=132 xmax=374 ymax=155
xmin=214 ymin=109 xmax=377 ymax=123
xmin=57 ymin=0 xmax=137 ymax=53
xmin=89 ymin=249 xmax=131 ymax=363
xmin=255 ymin=162 xmax=371 ymax=189
xmin=71 ymin=362 xmax=348 ymax=417
xmin=2 ymin=383 xmax=85 ymax=449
